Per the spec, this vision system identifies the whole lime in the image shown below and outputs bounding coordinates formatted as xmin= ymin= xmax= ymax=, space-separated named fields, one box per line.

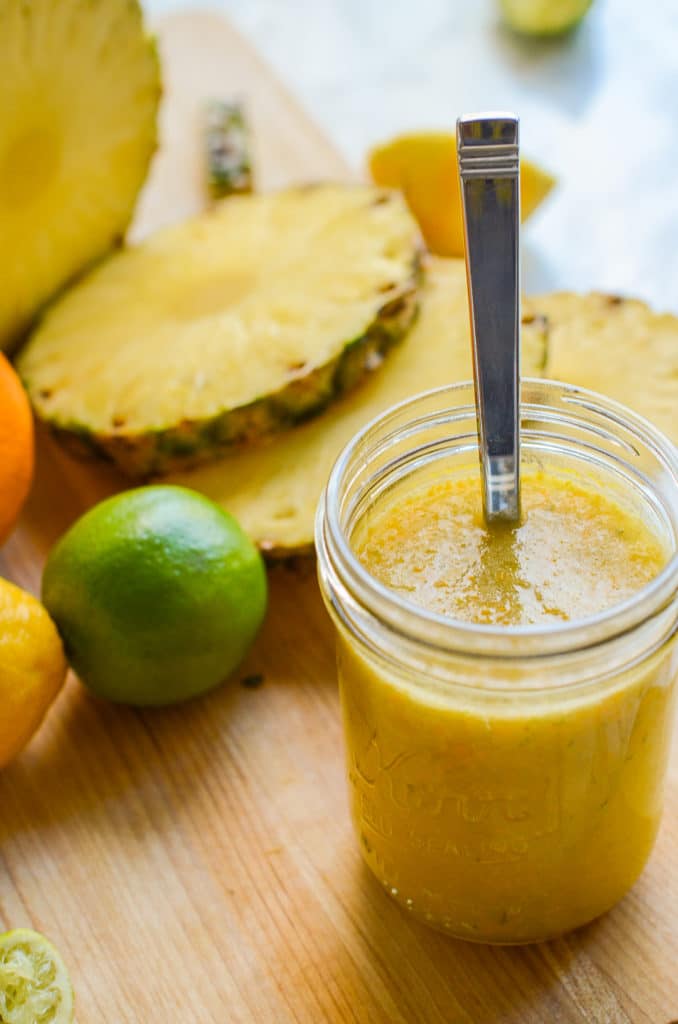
xmin=499 ymin=0 xmax=593 ymax=35
xmin=42 ymin=486 xmax=267 ymax=706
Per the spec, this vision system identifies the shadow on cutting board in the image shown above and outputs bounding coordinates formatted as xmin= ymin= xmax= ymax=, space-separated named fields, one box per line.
xmin=350 ymin=856 xmax=641 ymax=1024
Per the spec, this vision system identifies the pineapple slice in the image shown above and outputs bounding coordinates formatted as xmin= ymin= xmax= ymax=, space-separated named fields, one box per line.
xmin=0 ymin=0 xmax=160 ymax=351
xmin=538 ymin=291 xmax=677 ymax=443
xmin=166 ymin=258 xmax=549 ymax=557
xmin=19 ymin=185 xmax=422 ymax=477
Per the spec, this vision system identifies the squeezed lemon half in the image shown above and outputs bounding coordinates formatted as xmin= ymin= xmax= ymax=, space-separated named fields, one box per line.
xmin=0 ymin=929 xmax=74 ymax=1023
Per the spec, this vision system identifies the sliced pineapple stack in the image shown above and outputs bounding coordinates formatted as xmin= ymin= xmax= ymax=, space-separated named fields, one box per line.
xmin=166 ymin=258 xmax=550 ymax=556
xmin=0 ymin=0 xmax=160 ymax=350
xmin=19 ymin=185 xmax=422 ymax=476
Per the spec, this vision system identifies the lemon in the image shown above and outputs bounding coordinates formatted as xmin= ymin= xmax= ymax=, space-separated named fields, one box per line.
xmin=368 ymin=132 xmax=555 ymax=258
xmin=0 ymin=578 xmax=67 ymax=768
xmin=0 ymin=928 xmax=74 ymax=1023
xmin=499 ymin=0 xmax=593 ymax=35
xmin=42 ymin=486 xmax=268 ymax=707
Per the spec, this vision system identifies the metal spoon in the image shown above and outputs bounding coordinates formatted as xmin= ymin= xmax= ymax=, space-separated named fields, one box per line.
xmin=457 ymin=112 xmax=521 ymax=523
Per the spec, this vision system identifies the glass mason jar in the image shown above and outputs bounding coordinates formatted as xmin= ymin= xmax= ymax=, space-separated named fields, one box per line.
xmin=316 ymin=380 xmax=678 ymax=945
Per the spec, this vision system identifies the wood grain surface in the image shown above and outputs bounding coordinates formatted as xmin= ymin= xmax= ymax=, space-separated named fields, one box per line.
xmin=0 ymin=10 xmax=676 ymax=1023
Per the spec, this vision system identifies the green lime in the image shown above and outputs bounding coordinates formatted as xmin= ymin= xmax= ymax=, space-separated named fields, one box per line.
xmin=0 ymin=928 xmax=74 ymax=1023
xmin=499 ymin=0 xmax=593 ymax=35
xmin=42 ymin=486 xmax=267 ymax=706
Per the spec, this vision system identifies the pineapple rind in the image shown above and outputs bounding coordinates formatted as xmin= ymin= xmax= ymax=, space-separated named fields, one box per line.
xmin=205 ymin=99 xmax=253 ymax=199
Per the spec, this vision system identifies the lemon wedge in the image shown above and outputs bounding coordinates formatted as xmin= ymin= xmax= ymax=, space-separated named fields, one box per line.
xmin=369 ymin=131 xmax=555 ymax=257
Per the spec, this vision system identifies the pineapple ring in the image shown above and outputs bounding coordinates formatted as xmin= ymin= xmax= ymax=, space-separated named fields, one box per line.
xmin=19 ymin=185 xmax=422 ymax=477
xmin=534 ymin=291 xmax=677 ymax=444
xmin=167 ymin=258 xmax=549 ymax=557
xmin=0 ymin=0 xmax=159 ymax=350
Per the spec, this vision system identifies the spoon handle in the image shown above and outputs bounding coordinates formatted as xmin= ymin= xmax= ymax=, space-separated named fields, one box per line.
xmin=457 ymin=113 xmax=521 ymax=522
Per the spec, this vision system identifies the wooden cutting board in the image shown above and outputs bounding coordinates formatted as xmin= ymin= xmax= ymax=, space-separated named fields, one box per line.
xmin=0 ymin=11 xmax=676 ymax=1023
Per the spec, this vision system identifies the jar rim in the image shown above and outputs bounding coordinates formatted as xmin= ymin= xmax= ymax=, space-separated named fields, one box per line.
xmin=318 ymin=379 xmax=678 ymax=661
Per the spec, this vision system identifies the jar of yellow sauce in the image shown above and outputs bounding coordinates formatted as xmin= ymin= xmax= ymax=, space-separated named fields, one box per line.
xmin=316 ymin=380 xmax=678 ymax=944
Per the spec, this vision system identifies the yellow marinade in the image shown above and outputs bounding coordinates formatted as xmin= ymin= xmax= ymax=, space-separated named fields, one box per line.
xmin=341 ymin=469 xmax=675 ymax=943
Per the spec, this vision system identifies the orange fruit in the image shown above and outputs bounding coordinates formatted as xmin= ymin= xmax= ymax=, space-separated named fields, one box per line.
xmin=369 ymin=132 xmax=555 ymax=258
xmin=0 ymin=353 xmax=34 ymax=544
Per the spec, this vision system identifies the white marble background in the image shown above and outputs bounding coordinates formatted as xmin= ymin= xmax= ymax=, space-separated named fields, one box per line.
xmin=144 ymin=0 xmax=678 ymax=311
